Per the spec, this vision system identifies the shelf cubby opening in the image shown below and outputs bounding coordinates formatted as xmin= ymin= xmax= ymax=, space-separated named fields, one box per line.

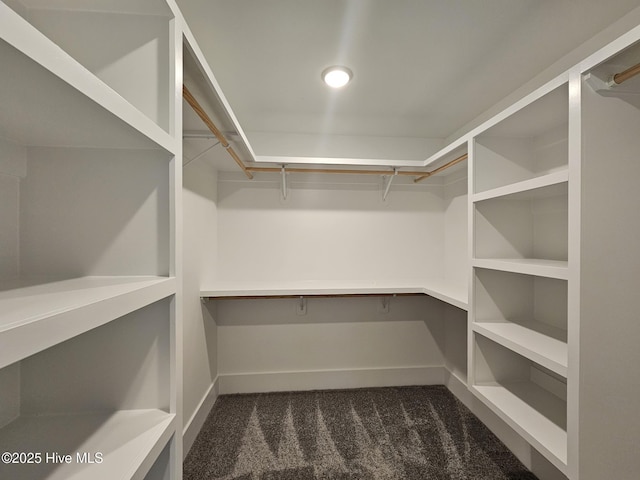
xmin=2 ymin=0 xmax=174 ymax=132
xmin=0 ymin=143 xmax=171 ymax=285
xmin=472 ymin=333 xmax=568 ymax=472
xmin=444 ymin=303 xmax=468 ymax=385
xmin=0 ymin=37 xmax=170 ymax=151
xmin=473 ymin=268 xmax=567 ymax=375
xmin=474 ymin=84 xmax=568 ymax=194
xmin=474 ymin=182 xmax=568 ymax=263
xmin=0 ymin=298 xmax=174 ymax=480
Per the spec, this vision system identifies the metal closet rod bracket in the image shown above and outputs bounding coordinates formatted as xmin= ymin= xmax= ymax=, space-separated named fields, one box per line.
xmin=183 ymin=85 xmax=254 ymax=179
xmin=383 ymin=168 xmax=398 ymax=201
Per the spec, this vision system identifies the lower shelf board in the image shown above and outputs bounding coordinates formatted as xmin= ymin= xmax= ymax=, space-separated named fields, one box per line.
xmin=0 ymin=409 xmax=175 ymax=480
xmin=0 ymin=276 xmax=176 ymax=369
xmin=472 ymin=382 xmax=568 ymax=473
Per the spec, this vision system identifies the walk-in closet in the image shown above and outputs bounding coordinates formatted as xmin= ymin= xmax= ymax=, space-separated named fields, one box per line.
xmin=1 ymin=1 xmax=639 ymax=479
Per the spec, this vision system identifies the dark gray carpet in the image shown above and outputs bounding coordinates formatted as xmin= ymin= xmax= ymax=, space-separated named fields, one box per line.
xmin=184 ymin=385 xmax=538 ymax=480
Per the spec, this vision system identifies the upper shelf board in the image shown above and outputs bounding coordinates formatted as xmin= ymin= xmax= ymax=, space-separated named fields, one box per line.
xmin=473 ymin=259 xmax=569 ymax=280
xmin=201 ymin=279 xmax=468 ymax=311
xmin=472 ymin=170 xmax=568 ymax=203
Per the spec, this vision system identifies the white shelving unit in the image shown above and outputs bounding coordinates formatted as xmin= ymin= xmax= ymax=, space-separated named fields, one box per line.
xmin=469 ymin=80 xmax=571 ymax=475
xmin=0 ymin=0 xmax=182 ymax=478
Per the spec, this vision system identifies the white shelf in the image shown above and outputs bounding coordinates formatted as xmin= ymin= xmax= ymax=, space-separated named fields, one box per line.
xmin=0 ymin=3 xmax=175 ymax=152
xmin=0 ymin=409 xmax=175 ymax=480
xmin=474 ymin=321 xmax=567 ymax=377
xmin=473 ymin=258 xmax=569 ymax=280
xmin=473 ymin=382 xmax=568 ymax=474
xmin=472 ymin=170 xmax=568 ymax=203
xmin=0 ymin=276 xmax=176 ymax=369
xmin=201 ymin=279 xmax=468 ymax=311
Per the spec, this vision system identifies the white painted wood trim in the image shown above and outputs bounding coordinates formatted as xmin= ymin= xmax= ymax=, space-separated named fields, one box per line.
xmin=218 ymin=366 xmax=445 ymax=394
xmin=182 ymin=377 xmax=219 ymax=459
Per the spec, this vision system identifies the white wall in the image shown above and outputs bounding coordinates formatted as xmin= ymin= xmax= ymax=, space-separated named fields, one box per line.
xmin=0 ymin=136 xmax=25 ymax=280
xmin=182 ymin=158 xmax=219 ymax=452
xmin=214 ymin=295 xmax=447 ymax=393
xmin=443 ymin=169 xmax=468 ymax=288
xmin=216 ymin=173 xmax=446 ymax=284
xmin=20 ymin=147 xmax=171 ymax=277
xmin=211 ymin=173 xmax=468 ymax=393
xmin=0 ymin=174 xmax=19 ymax=280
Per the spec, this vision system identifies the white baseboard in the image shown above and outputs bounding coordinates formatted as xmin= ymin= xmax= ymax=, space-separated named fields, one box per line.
xmin=183 ymin=376 xmax=219 ymax=458
xmin=219 ymin=366 xmax=445 ymax=394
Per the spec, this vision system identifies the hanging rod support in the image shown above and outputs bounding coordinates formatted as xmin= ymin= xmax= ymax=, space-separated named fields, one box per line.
xmin=383 ymin=168 xmax=397 ymax=201
xmin=296 ymin=296 xmax=307 ymax=315
xmin=281 ymin=165 xmax=287 ymax=200
xmin=183 ymin=86 xmax=254 ymax=179
xmin=183 ymin=141 xmax=221 ymax=168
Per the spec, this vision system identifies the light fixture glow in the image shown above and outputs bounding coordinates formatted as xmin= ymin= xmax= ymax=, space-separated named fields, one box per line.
xmin=322 ymin=66 xmax=352 ymax=88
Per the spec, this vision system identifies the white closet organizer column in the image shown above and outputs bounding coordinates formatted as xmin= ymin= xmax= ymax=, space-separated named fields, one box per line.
xmin=577 ymin=36 xmax=640 ymax=480
xmin=469 ymin=78 xmax=571 ymax=476
xmin=0 ymin=0 xmax=181 ymax=478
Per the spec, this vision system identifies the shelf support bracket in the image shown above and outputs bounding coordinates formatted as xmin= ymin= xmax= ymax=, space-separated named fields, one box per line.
xmin=380 ymin=296 xmax=390 ymax=313
xmin=296 ymin=296 xmax=307 ymax=315
xmin=383 ymin=168 xmax=397 ymax=202
xmin=281 ymin=165 xmax=288 ymax=200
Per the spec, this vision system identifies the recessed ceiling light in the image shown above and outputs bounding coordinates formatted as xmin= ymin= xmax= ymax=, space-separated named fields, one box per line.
xmin=322 ymin=66 xmax=353 ymax=88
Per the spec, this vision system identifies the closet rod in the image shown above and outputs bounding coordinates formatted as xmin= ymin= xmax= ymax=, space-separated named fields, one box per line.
xmin=247 ymin=166 xmax=430 ymax=176
xmin=413 ymin=153 xmax=468 ymax=183
xmin=612 ymin=62 xmax=640 ymax=85
xmin=182 ymin=86 xmax=254 ymax=179
xmin=207 ymin=293 xmax=423 ymax=300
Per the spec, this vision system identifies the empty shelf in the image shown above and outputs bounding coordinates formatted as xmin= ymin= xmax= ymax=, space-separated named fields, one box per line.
xmin=473 ymin=259 xmax=569 ymax=279
xmin=473 ymin=382 xmax=567 ymax=474
xmin=0 ymin=409 xmax=175 ymax=480
xmin=472 ymin=170 xmax=568 ymax=203
xmin=474 ymin=321 xmax=568 ymax=376
xmin=0 ymin=276 xmax=176 ymax=369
